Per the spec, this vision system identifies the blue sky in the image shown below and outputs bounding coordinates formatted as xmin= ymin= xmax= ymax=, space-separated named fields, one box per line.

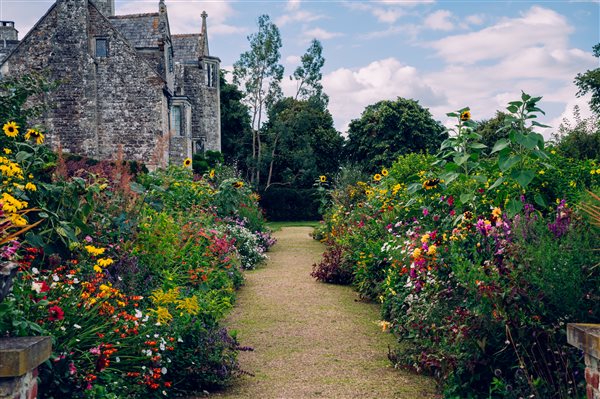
xmin=2 ymin=0 xmax=599 ymax=134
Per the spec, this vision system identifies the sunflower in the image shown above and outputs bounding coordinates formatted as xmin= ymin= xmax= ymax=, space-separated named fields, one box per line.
xmin=233 ymin=181 xmax=244 ymax=188
xmin=319 ymin=175 xmax=327 ymax=183
xmin=422 ymin=178 xmax=440 ymax=190
xmin=381 ymin=168 xmax=388 ymax=177
xmin=209 ymin=169 xmax=215 ymax=179
xmin=25 ymin=129 xmax=44 ymax=144
xmin=460 ymin=110 xmax=471 ymax=122
xmin=3 ymin=122 xmax=19 ymax=138
xmin=183 ymin=157 xmax=192 ymax=167
xmin=373 ymin=173 xmax=382 ymax=182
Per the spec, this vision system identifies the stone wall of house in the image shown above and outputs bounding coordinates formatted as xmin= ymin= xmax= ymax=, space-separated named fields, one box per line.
xmin=88 ymin=4 xmax=168 ymax=166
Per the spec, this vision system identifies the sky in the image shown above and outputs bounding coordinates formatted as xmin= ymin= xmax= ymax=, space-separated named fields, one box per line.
xmin=1 ymin=0 xmax=599 ymax=135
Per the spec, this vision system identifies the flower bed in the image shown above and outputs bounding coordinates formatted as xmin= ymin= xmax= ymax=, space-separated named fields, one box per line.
xmin=0 ymin=76 xmax=275 ymax=398
xmin=314 ymin=94 xmax=600 ymax=398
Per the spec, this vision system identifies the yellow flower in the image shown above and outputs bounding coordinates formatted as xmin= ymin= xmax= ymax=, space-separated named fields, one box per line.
xmin=3 ymin=148 xmax=11 ymax=154
xmin=421 ymin=234 xmax=430 ymax=243
xmin=99 ymin=284 xmax=112 ymax=292
xmin=460 ymin=110 xmax=471 ymax=121
xmin=422 ymin=178 xmax=440 ymax=190
xmin=183 ymin=157 xmax=192 ymax=167
xmin=538 ymin=170 xmax=545 ymax=175
xmin=233 ymin=181 xmax=244 ymax=188
xmin=381 ymin=169 xmax=388 ymax=177
xmin=3 ymin=121 xmax=19 ymax=138
xmin=319 ymin=175 xmax=326 ymax=183
xmin=93 ymin=265 xmax=102 ymax=273
xmin=373 ymin=173 xmax=382 ymax=182
xmin=9 ymin=213 xmax=27 ymax=226
xmin=97 ymin=258 xmax=114 ymax=267
xmin=25 ymin=182 xmax=37 ymax=191
xmin=569 ymin=180 xmax=577 ymax=188
xmin=152 ymin=306 xmax=173 ymax=324
xmin=550 ymin=150 xmax=556 ymax=155
xmin=84 ymin=245 xmax=105 ymax=256
xmin=365 ymin=189 xmax=373 ymax=196
xmin=151 ymin=287 xmax=180 ymax=305
xmin=24 ymin=129 xmax=44 ymax=144
xmin=591 ymin=170 xmax=596 ymax=175
xmin=176 ymin=296 xmax=200 ymax=315
xmin=492 ymin=207 xmax=502 ymax=218
xmin=427 ymin=245 xmax=437 ymax=256
xmin=412 ymin=248 xmax=422 ymax=259
xmin=378 ymin=320 xmax=391 ymax=332
xmin=209 ymin=169 xmax=215 ymax=179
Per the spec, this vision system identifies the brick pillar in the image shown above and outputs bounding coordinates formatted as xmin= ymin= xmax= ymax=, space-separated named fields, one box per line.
xmin=0 ymin=337 xmax=52 ymax=399
xmin=567 ymin=324 xmax=600 ymax=399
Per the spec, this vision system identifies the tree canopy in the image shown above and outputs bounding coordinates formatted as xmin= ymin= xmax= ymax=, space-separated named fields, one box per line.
xmin=575 ymin=43 xmax=600 ymax=116
xmin=344 ymin=97 xmax=446 ymax=171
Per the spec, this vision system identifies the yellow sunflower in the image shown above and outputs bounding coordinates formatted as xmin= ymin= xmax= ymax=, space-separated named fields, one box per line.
xmin=25 ymin=129 xmax=44 ymax=145
xmin=381 ymin=169 xmax=388 ymax=177
xmin=209 ymin=169 xmax=215 ymax=179
xmin=319 ymin=175 xmax=327 ymax=183
xmin=373 ymin=173 xmax=382 ymax=182
xmin=183 ymin=157 xmax=192 ymax=167
xmin=422 ymin=178 xmax=440 ymax=190
xmin=460 ymin=110 xmax=471 ymax=122
xmin=3 ymin=121 xmax=19 ymax=138
xmin=233 ymin=181 xmax=244 ymax=188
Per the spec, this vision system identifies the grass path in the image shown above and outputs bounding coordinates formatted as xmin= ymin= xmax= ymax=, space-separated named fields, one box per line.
xmin=212 ymin=227 xmax=436 ymax=399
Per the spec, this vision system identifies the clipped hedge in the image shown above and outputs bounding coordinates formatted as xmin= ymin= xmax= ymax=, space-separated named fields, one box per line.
xmin=259 ymin=187 xmax=320 ymax=221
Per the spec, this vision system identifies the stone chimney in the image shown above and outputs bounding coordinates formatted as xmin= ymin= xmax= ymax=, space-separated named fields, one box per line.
xmin=0 ymin=21 xmax=18 ymax=41
xmin=91 ymin=0 xmax=115 ymax=17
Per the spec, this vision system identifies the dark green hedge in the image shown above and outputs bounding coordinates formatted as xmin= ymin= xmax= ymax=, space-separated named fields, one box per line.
xmin=259 ymin=187 xmax=321 ymax=221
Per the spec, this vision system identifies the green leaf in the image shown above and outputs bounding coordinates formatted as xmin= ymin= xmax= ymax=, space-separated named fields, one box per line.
xmin=470 ymin=143 xmax=488 ymax=149
xmin=407 ymin=183 xmax=421 ymax=194
xmin=521 ymin=92 xmax=531 ymax=102
xmin=498 ymin=154 xmax=522 ymax=171
xmin=15 ymin=151 xmax=32 ymax=162
xmin=460 ymin=193 xmax=473 ymax=204
xmin=491 ymin=139 xmax=510 ymax=154
xmin=488 ymin=176 xmax=505 ymax=191
xmin=507 ymin=198 xmax=524 ymax=218
xmin=454 ymin=154 xmax=470 ymax=166
xmin=508 ymin=101 xmax=523 ymax=107
xmin=534 ymin=193 xmax=547 ymax=208
xmin=511 ymin=169 xmax=535 ymax=188
xmin=472 ymin=175 xmax=487 ymax=184
xmin=441 ymin=172 xmax=460 ymax=184
xmin=507 ymin=105 xmax=519 ymax=113
xmin=130 ymin=182 xmax=147 ymax=194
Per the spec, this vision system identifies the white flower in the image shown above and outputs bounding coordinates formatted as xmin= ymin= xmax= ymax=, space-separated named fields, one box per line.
xmin=177 ymin=337 xmax=183 ymax=343
xmin=159 ymin=342 xmax=165 ymax=351
xmin=31 ymin=267 xmax=39 ymax=275
xmin=60 ymin=326 xmax=66 ymax=331
xmin=135 ymin=309 xmax=143 ymax=319
xmin=116 ymin=357 xmax=120 ymax=363
xmin=73 ymin=324 xmax=81 ymax=329
xmin=52 ymin=274 xmax=59 ymax=282
xmin=161 ymin=367 xmax=167 ymax=374
xmin=73 ymin=278 xmax=79 ymax=284
xmin=31 ymin=282 xmax=43 ymax=293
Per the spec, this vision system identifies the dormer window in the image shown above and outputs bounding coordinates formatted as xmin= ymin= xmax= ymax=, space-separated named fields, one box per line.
xmin=95 ymin=38 xmax=108 ymax=58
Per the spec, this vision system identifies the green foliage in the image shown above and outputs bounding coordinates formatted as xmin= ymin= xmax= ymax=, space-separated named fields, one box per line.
xmin=192 ymin=150 xmax=223 ymax=175
xmin=554 ymin=106 xmax=600 ymax=160
xmin=220 ymin=72 xmax=252 ymax=167
xmin=292 ymin=39 xmax=327 ymax=104
xmin=574 ymin=43 xmax=600 ymax=116
xmin=0 ymin=72 xmax=55 ymax=125
xmin=344 ymin=97 xmax=447 ymax=172
xmin=259 ymin=187 xmax=321 ymax=221
xmin=475 ymin=111 xmax=509 ymax=150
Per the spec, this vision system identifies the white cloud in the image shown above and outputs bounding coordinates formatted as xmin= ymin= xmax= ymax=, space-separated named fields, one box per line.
xmin=372 ymin=8 xmax=406 ymax=23
xmin=285 ymin=55 xmax=301 ymax=65
xmin=302 ymin=27 xmax=343 ymax=41
xmin=465 ymin=14 xmax=485 ymax=25
xmin=343 ymin=0 xmax=432 ymax=24
xmin=430 ymin=6 xmax=572 ymax=64
xmin=322 ymin=58 xmax=446 ymax=132
xmin=424 ymin=10 xmax=454 ymax=31
xmin=276 ymin=10 xmax=324 ymax=27
xmin=286 ymin=0 xmax=301 ymax=11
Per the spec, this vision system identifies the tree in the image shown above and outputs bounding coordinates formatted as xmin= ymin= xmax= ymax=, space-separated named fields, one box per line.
xmin=291 ymin=39 xmax=327 ymax=104
xmin=554 ymin=106 xmax=600 ymax=160
xmin=344 ymin=98 xmax=446 ymax=171
xmin=475 ymin=111 xmax=509 ymax=150
xmin=261 ymin=97 xmax=343 ymax=189
xmin=219 ymin=71 xmax=252 ymax=169
xmin=233 ymin=14 xmax=284 ymax=185
xmin=575 ymin=43 xmax=600 ymax=116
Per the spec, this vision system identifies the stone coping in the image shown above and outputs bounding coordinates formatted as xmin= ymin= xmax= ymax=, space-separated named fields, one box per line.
xmin=0 ymin=336 xmax=52 ymax=377
xmin=567 ymin=323 xmax=600 ymax=360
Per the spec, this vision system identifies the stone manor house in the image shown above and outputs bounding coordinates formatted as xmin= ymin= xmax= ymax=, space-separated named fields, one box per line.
xmin=0 ymin=0 xmax=221 ymax=168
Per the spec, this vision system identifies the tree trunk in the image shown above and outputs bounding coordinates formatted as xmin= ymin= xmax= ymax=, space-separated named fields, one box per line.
xmin=265 ymin=133 xmax=279 ymax=190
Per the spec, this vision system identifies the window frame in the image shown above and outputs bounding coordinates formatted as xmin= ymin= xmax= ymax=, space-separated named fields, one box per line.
xmin=95 ymin=37 xmax=109 ymax=58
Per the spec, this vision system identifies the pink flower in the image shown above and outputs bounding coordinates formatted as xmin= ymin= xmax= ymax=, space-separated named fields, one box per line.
xmin=423 ymin=208 xmax=429 ymax=216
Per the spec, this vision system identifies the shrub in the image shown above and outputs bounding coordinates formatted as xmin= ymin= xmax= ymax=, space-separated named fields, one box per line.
xmin=259 ymin=187 xmax=321 ymax=221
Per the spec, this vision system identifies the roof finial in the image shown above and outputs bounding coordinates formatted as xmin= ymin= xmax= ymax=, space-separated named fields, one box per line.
xmin=159 ymin=0 xmax=167 ymax=13
xmin=199 ymin=11 xmax=209 ymax=57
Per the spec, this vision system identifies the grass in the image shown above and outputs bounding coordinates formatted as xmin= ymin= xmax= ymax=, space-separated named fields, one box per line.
xmin=266 ymin=220 xmax=321 ymax=232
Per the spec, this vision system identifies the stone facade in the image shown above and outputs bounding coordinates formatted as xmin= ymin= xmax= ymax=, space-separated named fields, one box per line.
xmin=0 ymin=0 xmax=220 ymax=168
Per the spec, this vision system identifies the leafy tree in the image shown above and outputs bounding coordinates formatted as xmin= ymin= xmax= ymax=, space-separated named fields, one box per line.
xmin=575 ymin=43 xmax=600 ymax=116
xmin=219 ymin=72 xmax=252 ymax=169
xmin=261 ymin=97 xmax=343 ymax=189
xmin=344 ymin=97 xmax=446 ymax=171
xmin=233 ymin=14 xmax=284 ymax=185
xmin=291 ymin=39 xmax=327 ymax=104
xmin=554 ymin=106 xmax=600 ymax=160
xmin=475 ymin=111 xmax=509 ymax=150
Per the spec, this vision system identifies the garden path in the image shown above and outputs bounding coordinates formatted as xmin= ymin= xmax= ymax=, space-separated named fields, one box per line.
xmin=211 ymin=226 xmax=436 ymax=399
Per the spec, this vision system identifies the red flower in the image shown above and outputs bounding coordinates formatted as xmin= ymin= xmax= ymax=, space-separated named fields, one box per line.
xmin=48 ymin=305 xmax=64 ymax=321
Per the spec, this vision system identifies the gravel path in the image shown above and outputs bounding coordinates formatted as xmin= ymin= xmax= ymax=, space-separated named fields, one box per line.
xmin=212 ymin=227 xmax=436 ymax=399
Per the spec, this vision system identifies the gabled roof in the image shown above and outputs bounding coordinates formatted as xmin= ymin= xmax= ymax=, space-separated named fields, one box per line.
xmin=172 ymin=34 xmax=199 ymax=64
xmin=108 ymin=13 xmax=162 ymax=49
